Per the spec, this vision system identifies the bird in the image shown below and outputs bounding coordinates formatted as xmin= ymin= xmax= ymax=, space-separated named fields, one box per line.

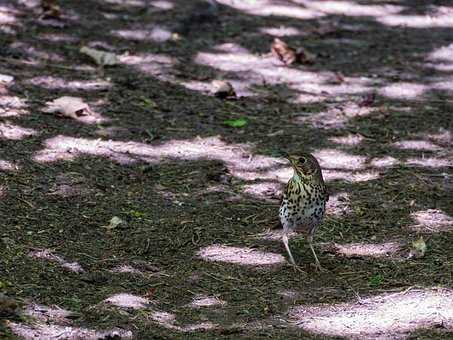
xmin=279 ymin=152 xmax=329 ymax=269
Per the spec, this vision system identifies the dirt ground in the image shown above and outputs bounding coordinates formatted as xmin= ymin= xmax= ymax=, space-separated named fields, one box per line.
xmin=0 ymin=0 xmax=452 ymax=339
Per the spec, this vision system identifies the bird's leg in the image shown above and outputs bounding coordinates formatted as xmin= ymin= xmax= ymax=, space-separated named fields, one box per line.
xmin=307 ymin=233 xmax=322 ymax=271
xmin=283 ymin=232 xmax=305 ymax=273
xmin=282 ymin=232 xmax=295 ymax=265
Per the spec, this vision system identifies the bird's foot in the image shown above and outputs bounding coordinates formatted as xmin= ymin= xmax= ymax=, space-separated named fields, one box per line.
xmin=288 ymin=263 xmax=306 ymax=274
xmin=310 ymin=262 xmax=327 ymax=272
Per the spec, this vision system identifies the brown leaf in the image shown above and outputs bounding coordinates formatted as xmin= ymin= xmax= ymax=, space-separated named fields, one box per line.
xmin=211 ymin=80 xmax=236 ymax=99
xmin=143 ymin=287 xmax=156 ymax=299
xmin=271 ymin=38 xmax=315 ymax=65
xmin=271 ymin=38 xmax=297 ymax=65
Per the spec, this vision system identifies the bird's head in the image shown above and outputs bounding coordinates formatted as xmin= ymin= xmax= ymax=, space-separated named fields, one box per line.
xmin=284 ymin=152 xmax=324 ymax=183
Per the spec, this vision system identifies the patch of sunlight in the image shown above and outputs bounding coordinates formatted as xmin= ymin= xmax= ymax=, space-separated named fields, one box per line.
xmin=25 ymin=303 xmax=73 ymax=324
xmin=10 ymin=42 xmax=65 ymax=62
xmin=216 ymin=0 xmax=324 ymax=19
xmin=112 ymin=26 xmax=172 ymax=42
xmin=110 ymin=264 xmax=143 ymax=275
xmin=195 ymin=43 xmax=372 ymax=99
xmin=28 ymin=249 xmax=84 ymax=273
xmin=0 ymin=160 xmax=19 ymax=172
xmin=290 ymin=288 xmax=453 ymax=338
xmin=326 ymin=241 xmax=402 ymax=258
xmin=102 ymin=0 xmax=147 ymax=6
xmin=0 ymin=5 xmax=20 ymax=25
xmin=378 ymin=7 xmax=453 ymax=28
xmin=260 ymin=26 xmax=302 ymax=37
xmin=26 ymin=76 xmax=110 ymax=91
xmin=329 ymin=134 xmax=364 ymax=146
xmin=242 ymin=182 xmax=281 ymax=201
xmin=8 ymin=322 xmax=132 ymax=339
xmin=314 ymin=149 xmax=366 ymax=170
xmin=37 ymin=33 xmax=79 ymax=43
xmin=427 ymin=129 xmax=451 ymax=146
xmin=370 ymin=156 xmax=399 ymax=168
xmin=119 ymin=53 xmax=176 ymax=82
xmin=150 ymin=0 xmax=174 ymax=10
xmin=33 ymin=135 xmax=281 ymax=180
xmin=188 ymin=295 xmax=226 ymax=308
xmin=405 ymin=157 xmax=452 ymax=168
xmin=296 ymin=0 xmax=403 ymax=17
xmin=409 ymin=209 xmax=453 ymax=233
xmin=150 ymin=310 xmax=218 ymax=332
xmin=393 ymin=140 xmax=441 ymax=151
xmin=294 ymin=103 xmax=375 ymax=129
xmin=0 ymin=122 xmax=37 ymax=140
xmin=326 ymin=192 xmax=351 ymax=216
xmin=105 ymin=293 xmax=150 ymax=309
xmin=379 ymin=82 xmax=427 ymax=100
xmin=198 ymin=245 xmax=286 ymax=266
xmin=0 ymin=94 xmax=28 ymax=117
xmin=323 ymin=169 xmax=380 ymax=183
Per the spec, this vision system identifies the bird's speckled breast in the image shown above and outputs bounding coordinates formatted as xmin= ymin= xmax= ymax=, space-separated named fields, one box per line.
xmin=279 ymin=179 xmax=326 ymax=233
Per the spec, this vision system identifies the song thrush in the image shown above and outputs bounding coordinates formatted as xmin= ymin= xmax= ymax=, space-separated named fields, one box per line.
xmin=279 ymin=152 xmax=329 ymax=269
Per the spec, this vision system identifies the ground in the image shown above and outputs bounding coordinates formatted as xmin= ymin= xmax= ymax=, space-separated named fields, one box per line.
xmin=0 ymin=0 xmax=452 ymax=339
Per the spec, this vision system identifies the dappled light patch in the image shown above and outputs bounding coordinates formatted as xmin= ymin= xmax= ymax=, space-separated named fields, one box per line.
xmin=409 ymin=209 xmax=453 ymax=233
xmin=25 ymin=303 xmax=73 ymax=324
xmin=323 ymin=169 xmax=380 ymax=183
xmin=195 ymin=44 xmax=371 ymax=100
xmin=298 ymin=0 xmax=403 ymax=17
xmin=0 ymin=5 xmax=20 ymax=25
xmin=198 ymin=245 xmax=286 ymax=266
xmin=260 ymin=26 xmax=302 ymax=37
xmin=324 ymin=241 xmax=402 ymax=259
xmin=295 ymin=103 xmax=374 ymax=129
xmin=314 ymin=149 xmax=366 ymax=170
xmin=242 ymin=182 xmax=281 ymax=201
xmin=8 ymin=321 xmax=132 ymax=339
xmin=110 ymin=264 xmax=143 ymax=275
xmin=216 ymin=0 xmax=324 ymax=20
xmin=329 ymin=134 xmax=364 ymax=146
xmin=10 ymin=41 xmax=65 ymax=62
xmin=26 ymin=76 xmax=110 ymax=91
xmin=149 ymin=310 xmax=218 ymax=332
xmin=0 ymin=160 xmax=19 ymax=172
xmin=37 ymin=33 xmax=79 ymax=43
xmin=379 ymin=82 xmax=426 ymax=100
xmin=120 ymin=53 xmax=176 ymax=81
xmin=0 ymin=95 xmax=28 ymax=117
xmin=370 ymin=156 xmax=399 ymax=168
xmin=28 ymin=249 xmax=84 ymax=273
xmin=378 ymin=7 xmax=453 ymax=28
xmin=150 ymin=0 xmax=174 ymax=10
xmin=33 ymin=135 xmax=283 ymax=180
xmin=102 ymin=0 xmax=147 ymax=6
xmin=105 ymin=293 xmax=150 ymax=309
xmin=406 ymin=156 xmax=452 ymax=168
xmin=189 ymin=295 xmax=226 ymax=308
xmin=112 ymin=26 xmax=172 ymax=42
xmin=393 ymin=140 xmax=441 ymax=151
xmin=326 ymin=192 xmax=350 ymax=216
xmin=289 ymin=288 xmax=453 ymax=338
xmin=0 ymin=122 xmax=37 ymax=140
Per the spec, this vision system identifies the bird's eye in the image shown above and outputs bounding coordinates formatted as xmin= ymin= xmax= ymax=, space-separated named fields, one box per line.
xmin=299 ymin=157 xmax=306 ymax=164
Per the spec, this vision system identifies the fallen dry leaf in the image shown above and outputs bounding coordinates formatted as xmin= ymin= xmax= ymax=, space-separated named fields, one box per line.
xmin=80 ymin=46 xmax=119 ymax=66
xmin=271 ymin=38 xmax=315 ymax=65
xmin=102 ymin=216 xmax=125 ymax=231
xmin=408 ymin=236 xmax=427 ymax=259
xmin=211 ymin=80 xmax=236 ymax=99
xmin=44 ymin=96 xmax=92 ymax=118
